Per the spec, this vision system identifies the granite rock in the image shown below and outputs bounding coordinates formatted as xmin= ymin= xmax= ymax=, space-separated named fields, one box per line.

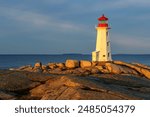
xmin=65 ymin=60 xmax=79 ymax=69
xmin=80 ymin=60 xmax=92 ymax=68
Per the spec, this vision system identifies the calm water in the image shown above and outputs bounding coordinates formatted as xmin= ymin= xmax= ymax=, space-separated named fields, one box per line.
xmin=0 ymin=54 xmax=150 ymax=69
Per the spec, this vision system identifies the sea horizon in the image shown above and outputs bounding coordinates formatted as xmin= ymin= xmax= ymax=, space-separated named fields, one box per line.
xmin=0 ymin=53 xmax=150 ymax=55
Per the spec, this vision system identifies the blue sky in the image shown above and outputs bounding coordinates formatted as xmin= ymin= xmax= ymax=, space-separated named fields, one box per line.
xmin=0 ymin=0 xmax=150 ymax=54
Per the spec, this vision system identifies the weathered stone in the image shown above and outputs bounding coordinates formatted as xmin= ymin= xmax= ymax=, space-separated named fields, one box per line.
xmin=119 ymin=66 xmax=138 ymax=75
xmin=91 ymin=67 xmax=100 ymax=74
xmin=42 ymin=65 xmax=48 ymax=70
xmin=140 ymin=68 xmax=150 ymax=79
xmin=105 ymin=63 xmax=121 ymax=74
xmin=0 ymin=91 xmax=16 ymax=100
xmin=132 ymin=63 xmax=150 ymax=70
xmin=34 ymin=62 xmax=42 ymax=68
xmin=48 ymin=63 xmax=57 ymax=69
xmin=62 ymin=70 xmax=74 ymax=74
xmin=114 ymin=61 xmax=150 ymax=79
xmin=43 ymin=70 xmax=49 ymax=74
xmin=100 ymin=69 xmax=110 ymax=74
xmin=9 ymin=65 xmax=33 ymax=72
xmin=80 ymin=60 xmax=92 ymax=68
xmin=30 ymin=75 xmax=144 ymax=100
xmin=33 ymin=62 xmax=42 ymax=73
xmin=95 ymin=66 xmax=103 ymax=70
xmin=17 ymin=65 xmax=33 ymax=71
xmin=0 ymin=71 xmax=41 ymax=92
xmin=14 ymin=65 xmax=33 ymax=72
xmin=48 ymin=68 xmax=62 ymax=74
xmin=92 ymin=61 xmax=98 ymax=67
xmin=65 ymin=60 xmax=79 ymax=69
xmin=1 ymin=70 xmax=150 ymax=100
xmin=41 ymin=65 xmax=49 ymax=73
xmin=97 ymin=62 xmax=107 ymax=66
xmin=74 ymin=68 xmax=87 ymax=74
xmin=56 ymin=63 xmax=65 ymax=68
xmin=72 ymin=69 xmax=81 ymax=74
xmin=95 ymin=65 xmax=109 ymax=73
xmin=23 ymin=66 xmax=33 ymax=72
xmin=33 ymin=68 xmax=43 ymax=73
xmin=105 ymin=62 xmax=138 ymax=75
xmin=30 ymin=84 xmax=46 ymax=98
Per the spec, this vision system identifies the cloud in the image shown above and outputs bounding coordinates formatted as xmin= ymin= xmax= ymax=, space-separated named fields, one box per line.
xmin=133 ymin=14 xmax=150 ymax=21
xmin=90 ymin=0 xmax=150 ymax=12
xmin=111 ymin=34 xmax=150 ymax=53
xmin=0 ymin=6 xmax=86 ymax=33
xmin=0 ymin=1 xmax=149 ymax=54
xmin=113 ymin=34 xmax=149 ymax=48
xmin=42 ymin=0 xmax=68 ymax=5
xmin=42 ymin=0 xmax=150 ymax=18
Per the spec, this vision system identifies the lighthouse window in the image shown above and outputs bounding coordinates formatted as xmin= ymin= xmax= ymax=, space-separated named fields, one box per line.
xmin=107 ymin=31 xmax=108 ymax=36
xmin=101 ymin=20 xmax=105 ymax=24
xmin=103 ymin=55 xmax=105 ymax=57
xmin=108 ymin=53 xmax=109 ymax=57
xmin=107 ymin=42 xmax=109 ymax=46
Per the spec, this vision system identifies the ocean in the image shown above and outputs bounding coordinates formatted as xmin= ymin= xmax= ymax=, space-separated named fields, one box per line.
xmin=0 ymin=54 xmax=150 ymax=69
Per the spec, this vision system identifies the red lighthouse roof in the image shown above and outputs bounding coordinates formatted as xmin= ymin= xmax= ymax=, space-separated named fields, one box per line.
xmin=98 ymin=14 xmax=108 ymax=21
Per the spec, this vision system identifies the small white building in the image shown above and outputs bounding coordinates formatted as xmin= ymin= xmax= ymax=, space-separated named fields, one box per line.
xmin=92 ymin=14 xmax=112 ymax=61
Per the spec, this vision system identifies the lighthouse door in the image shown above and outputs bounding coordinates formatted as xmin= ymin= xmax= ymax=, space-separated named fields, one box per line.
xmin=96 ymin=51 xmax=100 ymax=61
xmin=92 ymin=51 xmax=100 ymax=61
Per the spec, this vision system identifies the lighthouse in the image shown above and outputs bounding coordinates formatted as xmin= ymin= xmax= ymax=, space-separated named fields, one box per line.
xmin=92 ymin=14 xmax=112 ymax=61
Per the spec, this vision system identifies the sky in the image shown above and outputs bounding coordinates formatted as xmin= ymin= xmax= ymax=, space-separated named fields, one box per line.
xmin=0 ymin=0 xmax=150 ymax=54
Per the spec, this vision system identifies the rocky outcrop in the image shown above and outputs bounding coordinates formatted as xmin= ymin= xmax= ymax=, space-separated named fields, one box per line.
xmin=9 ymin=59 xmax=150 ymax=79
xmin=30 ymin=75 xmax=139 ymax=100
xmin=105 ymin=63 xmax=120 ymax=74
xmin=105 ymin=63 xmax=138 ymax=75
xmin=113 ymin=61 xmax=150 ymax=79
xmin=65 ymin=60 xmax=79 ymax=69
xmin=56 ymin=63 xmax=65 ymax=69
xmin=48 ymin=63 xmax=57 ymax=69
xmin=12 ymin=65 xmax=33 ymax=71
xmin=3 ymin=59 xmax=150 ymax=100
xmin=132 ymin=63 xmax=150 ymax=70
xmin=0 ymin=71 xmax=53 ymax=92
xmin=1 ymin=70 xmax=150 ymax=100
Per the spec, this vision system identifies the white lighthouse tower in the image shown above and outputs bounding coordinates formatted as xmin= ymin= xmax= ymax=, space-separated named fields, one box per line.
xmin=92 ymin=14 xmax=112 ymax=61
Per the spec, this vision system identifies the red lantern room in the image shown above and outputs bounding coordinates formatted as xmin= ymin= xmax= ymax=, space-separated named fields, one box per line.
xmin=97 ymin=14 xmax=108 ymax=27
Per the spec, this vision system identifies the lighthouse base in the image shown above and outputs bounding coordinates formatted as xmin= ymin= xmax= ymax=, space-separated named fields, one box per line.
xmin=92 ymin=51 xmax=112 ymax=62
